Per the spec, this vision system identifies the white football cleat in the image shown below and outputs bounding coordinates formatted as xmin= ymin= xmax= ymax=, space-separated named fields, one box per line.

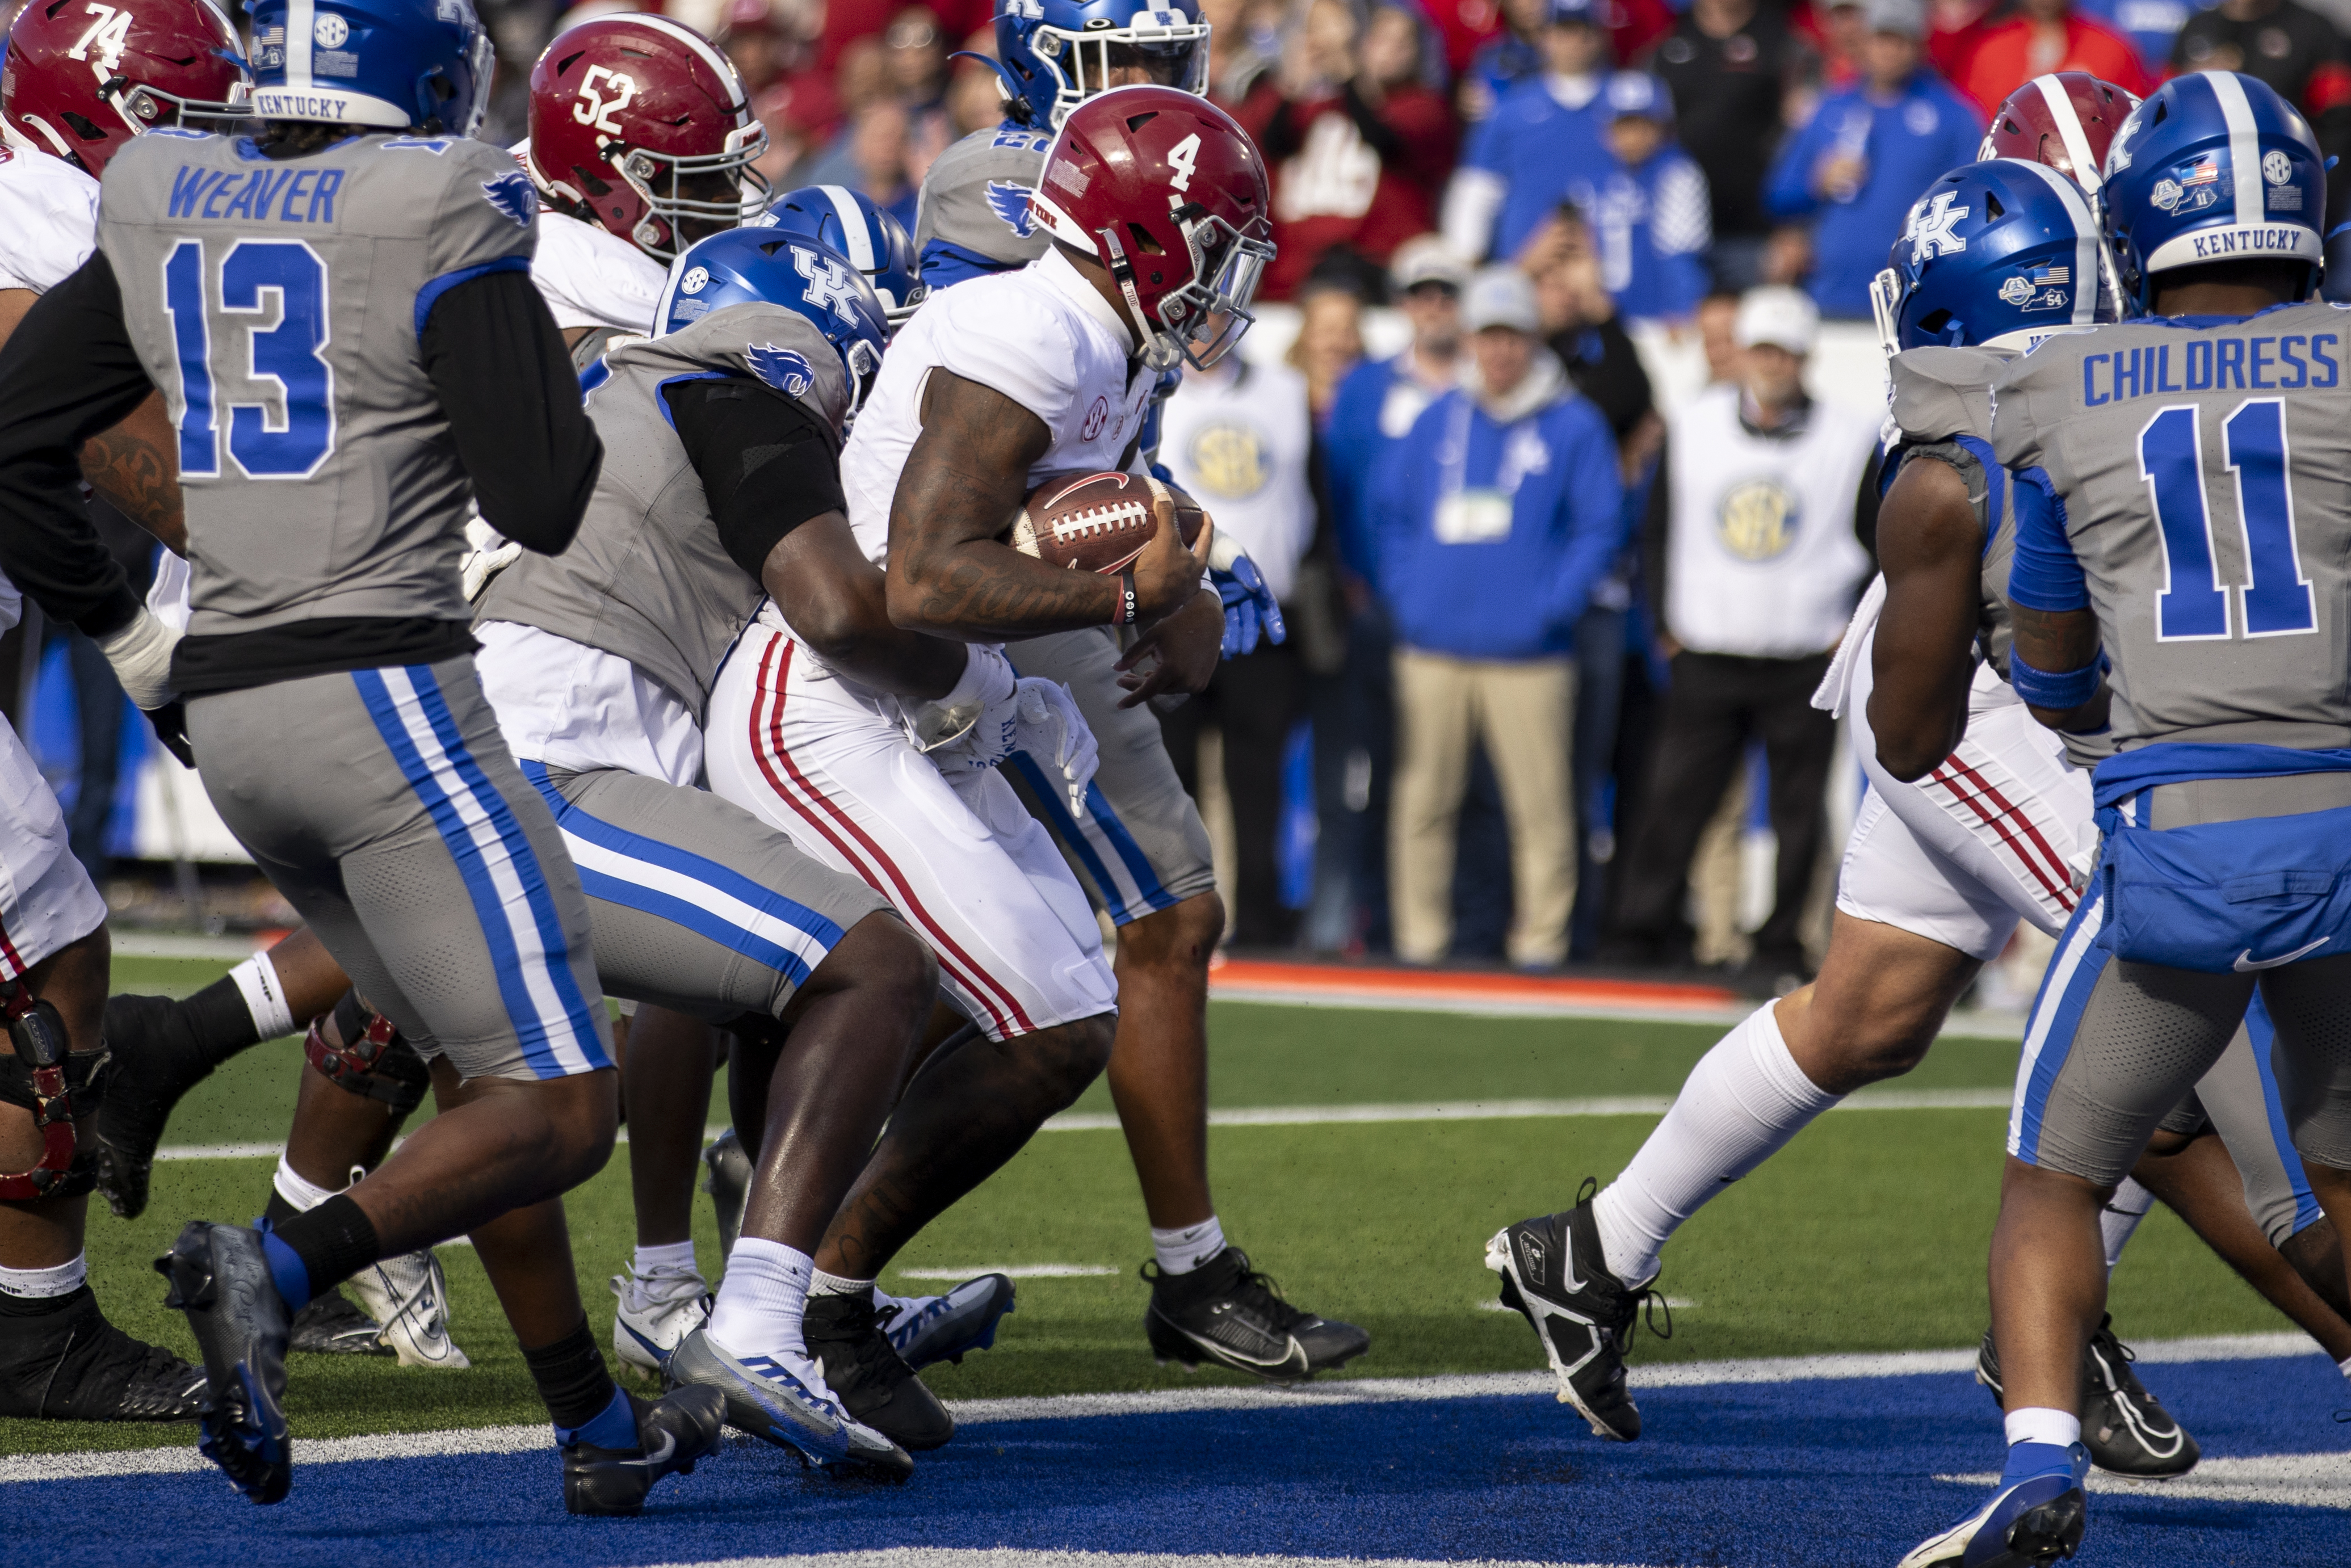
xmin=347 ymin=1249 xmax=471 ymax=1369
xmin=610 ymin=1263 xmax=712 ymax=1380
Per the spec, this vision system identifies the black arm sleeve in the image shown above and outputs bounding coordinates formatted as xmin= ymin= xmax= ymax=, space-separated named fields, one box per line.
xmin=421 ymin=269 xmax=602 ymax=557
xmin=660 ymin=376 xmax=845 ymax=578
xmin=0 ymin=251 xmax=154 ymax=638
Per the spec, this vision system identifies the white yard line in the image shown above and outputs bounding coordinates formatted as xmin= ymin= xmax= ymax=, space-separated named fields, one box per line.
xmin=6 ymin=1334 xmax=2320 ymax=1483
xmin=649 ymin=1554 xmax=1643 ymax=1568
xmin=897 ymin=1266 xmax=1119 ymax=1280
xmin=1937 ymin=1452 xmax=2351 ymax=1511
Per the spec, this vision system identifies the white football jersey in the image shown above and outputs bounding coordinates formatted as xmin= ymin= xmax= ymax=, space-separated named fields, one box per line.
xmin=0 ymin=145 xmax=98 ymax=294
xmin=531 ymin=208 xmax=666 ymax=333
xmin=839 ymin=246 xmax=1150 ymax=565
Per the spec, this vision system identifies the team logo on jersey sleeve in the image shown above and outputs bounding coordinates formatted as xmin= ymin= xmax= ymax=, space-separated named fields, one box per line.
xmin=1717 ymin=477 xmax=1801 ymax=561
xmin=985 ymin=180 xmax=1037 ymax=238
xmin=746 ymin=343 xmax=816 ymax=398
xmin=480 ymin=170 xmax=536 ymax=226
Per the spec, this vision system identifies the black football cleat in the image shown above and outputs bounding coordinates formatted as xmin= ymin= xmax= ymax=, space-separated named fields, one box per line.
xmin=805 ymin=1289 xmax=954 ymax=1452
xmin=561 ymin=1385 xmax=727 ymax=1517
xmin=155 ymin=1221 xmax=292 ymax=1504
xmin=287 ymin=1287 xmax=392 ymax=1357
xmin=1485 ymin=1179 xmax=1666 ymax=1442
xmin=90 ymin=993 xmax=220 ymax=1220
xmin=702 ymin=1128 xmax=751 ymax=1259
xmin=1142 ymin=1247 xmax=1368 ymax=1384
xmin=1975 ymin=1314 xmax=2198 ymax=1477
xmin=0 ymin=1285 xmax=207 ymax=1420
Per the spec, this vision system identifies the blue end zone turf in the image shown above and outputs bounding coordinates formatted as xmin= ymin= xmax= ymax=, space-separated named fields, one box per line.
xmin=11 ymin=1354 xmax=2345 ymax=1568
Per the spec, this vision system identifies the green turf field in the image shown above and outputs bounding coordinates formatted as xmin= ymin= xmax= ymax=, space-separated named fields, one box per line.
xmin=0 ymin=956 xmax=2306 ymax=1456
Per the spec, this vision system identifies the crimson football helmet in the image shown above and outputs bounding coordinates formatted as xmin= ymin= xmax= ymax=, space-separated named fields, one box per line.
xmin=525 ymin=14 xmax=767 ymax=261
xmin=1980 ymin=72 xmax=2138 ymax=194
xmin=1030 ymin=85 xmax=1272 ymax=370
xmin=1 ymin=0 xmax=247 ymax=178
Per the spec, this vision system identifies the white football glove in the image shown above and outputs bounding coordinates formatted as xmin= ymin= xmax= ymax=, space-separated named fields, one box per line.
xmin=1010 ymin=676 xmax=1097 ymax=817
xmin=460 ymin=511 xmax=522 ymax=604
xmin=95 ymin=606 xmax=180 ymax=711
xmin=906 ymin=646 xmax=1021 ymax=777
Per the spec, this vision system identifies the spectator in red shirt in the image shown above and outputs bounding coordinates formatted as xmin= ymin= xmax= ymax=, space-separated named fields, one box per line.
xmin=1262 ymin=0 xmax=1460 ymax=298
xmin=1957 ymin=0 xmax=2153 ymax=116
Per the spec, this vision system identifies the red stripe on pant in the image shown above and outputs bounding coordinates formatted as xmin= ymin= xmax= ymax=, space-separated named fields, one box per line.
xmin=1928 ymin=758 xmax=2077 ymax=913
xmin=746 ymin=636 xmax=1038 ymax=1038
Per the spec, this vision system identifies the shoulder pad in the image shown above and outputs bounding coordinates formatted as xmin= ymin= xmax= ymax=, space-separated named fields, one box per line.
xmin=1887 ymin=345 xmax=2011 ymax=444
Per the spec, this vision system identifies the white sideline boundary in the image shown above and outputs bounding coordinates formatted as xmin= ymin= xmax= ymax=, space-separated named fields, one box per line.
xmin=5 ymin=1334 xmax=2320 ymax=1484
xmin=649 ymin=1555 xmax=1640 ymax=1568
xmin=152 ymin=1088 xmax=2018 ymax=1163
xmin=1937 ymin=1452 xmax=2351 ymax=1511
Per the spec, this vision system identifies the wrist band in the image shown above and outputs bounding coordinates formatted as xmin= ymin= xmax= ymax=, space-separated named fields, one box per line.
xmin=1115 ymin=569 xmax=1139 ymax=627
xmin=2008 ymin=649 xmax=2104 ymax=710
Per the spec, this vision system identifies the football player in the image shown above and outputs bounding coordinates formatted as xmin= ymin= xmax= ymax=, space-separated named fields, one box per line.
xmin=0 ymin=0 xmax=727 ymax=1514
xmin=1905 ymin=72 xmax=2351 ymax=1567
xmin=472 ymin=228 xmax=937 ymax=1473
xmin=902 ymin=0 xmax=1358 ymax=1378
xmin=0 ymin=0 xmax=239 ymax=1426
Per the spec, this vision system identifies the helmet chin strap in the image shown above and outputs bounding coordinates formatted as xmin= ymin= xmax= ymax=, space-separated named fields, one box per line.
xmin=1095 ymin=223 xmax=1164 ymax=360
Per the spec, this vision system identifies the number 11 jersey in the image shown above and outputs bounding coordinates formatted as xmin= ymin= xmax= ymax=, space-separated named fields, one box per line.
xmin=95 ymin=128 xmax=539 ymax=641
xmin=1991 ymin=305 xmax=2351 ymax=752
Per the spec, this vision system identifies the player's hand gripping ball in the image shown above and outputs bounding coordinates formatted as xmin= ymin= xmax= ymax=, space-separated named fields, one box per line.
xmin=1008 ymin=472 xmax=1207 ymax=575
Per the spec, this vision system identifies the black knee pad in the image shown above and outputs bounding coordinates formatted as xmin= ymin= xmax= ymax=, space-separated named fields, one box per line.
xmin=0 ymin=993 xmax=103 ymax=1200
xmin=304 ymin=992 xmax=430 ymax=1115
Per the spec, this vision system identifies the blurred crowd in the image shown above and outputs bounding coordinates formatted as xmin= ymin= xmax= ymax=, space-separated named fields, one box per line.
xmin=31 ymin=0 xmax=2351 ymax=985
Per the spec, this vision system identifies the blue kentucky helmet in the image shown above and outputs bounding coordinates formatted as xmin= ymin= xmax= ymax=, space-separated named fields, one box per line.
xmin=656 ymin=229 xmax=890 ymax=418
xmin=994 ymin=0 xmax=1210 ymax=130
xmin=2101 ymin=70 xmax=2324 ymax=309
xmin=245 ymin=0 xmax=494 ymax=134
xmin=1871 ymin=159 xmax=2121 ymax=354
xmin=758 ymin=185 xmax=926 ymax=323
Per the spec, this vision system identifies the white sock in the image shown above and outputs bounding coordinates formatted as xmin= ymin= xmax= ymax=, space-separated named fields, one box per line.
xmin=707 ymin=1238 xmax=814 ymax=1353
xmin=1590 ymin=1002 xmax=1840 ymax=1288
xmin=2100 ymin=1178 xmax=2156 ymax=1273
xmin=809 ymin=1267 xmax=874 ymax=1298
xmin=272 ymin=1153 xmax=339 ymax=1212
xmin=0 ymin=1252 xmax=87 ymax=1299
xmin=230 ymin=952 xmax=297 ymax=1041
xmin=2337 ymin=1354 xmax=2351 ymax=1383
xmin=1151 ymin=1216 xmax=1227 ymax=1275
xmin=2005 ymin=1407 xmax=2082 ymax=1449
xmin=630 ymin=1241 xmax=699 ymax=1278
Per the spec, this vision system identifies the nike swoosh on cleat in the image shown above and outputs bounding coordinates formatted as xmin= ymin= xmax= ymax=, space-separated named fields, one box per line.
xmin=617 ymin=1319 xmax=671 ymax=1361
xmin=1171 ymin=1324 xmax=1309 ymax=1373
xmin=2234 ymin=938 xmax=2329 ymax=971
xmin=616 ymin=1431 xmax=677 ymax=1472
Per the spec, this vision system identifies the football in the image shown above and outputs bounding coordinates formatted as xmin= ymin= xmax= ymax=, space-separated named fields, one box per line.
xmin=1008 ymin=472 xmax=1206 ymax=575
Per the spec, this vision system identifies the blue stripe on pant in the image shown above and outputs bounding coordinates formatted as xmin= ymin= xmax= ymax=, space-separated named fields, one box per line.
xmin=352 ymin=666 xmax=608 ymax=1078
xmin=522 ymin=761 xmax=845 ymax=988
xmin=2245 ymin=993 xmax=2328 ymax=1236
xmin=2010 ymin=878 xmax=2110 ymax=1167
xmin=1008 ymin=750 xmax=1177 ymax=926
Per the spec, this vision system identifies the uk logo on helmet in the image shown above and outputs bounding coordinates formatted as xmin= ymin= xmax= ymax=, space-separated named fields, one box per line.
xmin=1909 ymin=192 xmax=1970 ymax=262
xmin=985 ymin=180 xmax=1036 ymax=238
xmin=791 ymin=246 xmax=864 ymax=326
xmin=746 ymin=344 xmax=816 ymax=398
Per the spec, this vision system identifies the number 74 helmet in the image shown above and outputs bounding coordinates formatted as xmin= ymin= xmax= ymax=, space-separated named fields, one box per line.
xmin=526 ymin=15 xmax=767 ymax=262
xmin=1 ymin=0 xmax=247 ymax=177
xmin=1028 ymin=85 xmax=1273 ymax=370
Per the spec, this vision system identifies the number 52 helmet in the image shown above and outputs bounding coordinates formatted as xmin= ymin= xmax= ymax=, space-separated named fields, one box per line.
xmin=1870 ymin=159 xmax=2119 ymax=355
xmin=1 ymin=0 xmax=248 ymax=176
xmin=1028 ymin=85 xmax=1273 ymax=370
xmin=994 ymin=0 xmax=1210 ymax=131
xmin=526 ymin=15 xmax=767 ymax=262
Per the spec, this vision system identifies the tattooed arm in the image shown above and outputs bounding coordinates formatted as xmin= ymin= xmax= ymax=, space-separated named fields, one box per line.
xmin=79 ymin=391 xmax=185 ymax=556
xmin=2009 ymin=600 xmax=2109 ymax=735
xmin=1867 ymin=455 xmax=1981 ymax=781
xmin=884 ymin=369 xmax=1211 ymax=642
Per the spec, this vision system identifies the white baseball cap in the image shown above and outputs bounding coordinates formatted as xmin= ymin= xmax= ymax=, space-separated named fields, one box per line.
xmin=1463 ymin=267 xmax=1542 ymax=334
xmin=1733 ymin=286 xmax=1819 ymax=354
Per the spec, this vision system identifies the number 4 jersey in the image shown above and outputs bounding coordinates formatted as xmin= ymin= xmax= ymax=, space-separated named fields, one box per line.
xmin=1991 ymin=305 xmax=2351 ymax=751
xmin=95 ymin=128 xmax=540 ymax=647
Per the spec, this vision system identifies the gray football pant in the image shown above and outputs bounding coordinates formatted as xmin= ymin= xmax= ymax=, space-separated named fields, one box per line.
xmin=189 ymin=657 xmax=611 ymax=1082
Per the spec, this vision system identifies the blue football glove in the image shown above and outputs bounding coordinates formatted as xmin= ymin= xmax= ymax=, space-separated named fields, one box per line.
xmin=1209 ymin=549 xmax=1285 ymax=658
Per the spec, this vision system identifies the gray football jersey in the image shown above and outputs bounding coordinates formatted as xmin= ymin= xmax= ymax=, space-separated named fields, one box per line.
xmin=96 ymin=129 xmax=540 ymax=638
xmin=1992 ymin=302 xmax=2351 ymax=750
xmin=1887 ymin=344 xmax=2017 ymax=679
xmin=912 ymin=121 xmax=1053 ymax=275
xmin=476 ymin=302 xmax=850 ymax=721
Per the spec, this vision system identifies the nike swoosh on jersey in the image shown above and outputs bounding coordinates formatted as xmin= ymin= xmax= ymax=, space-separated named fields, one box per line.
xmin=2234 ymin=938 xmax=2331 ymax=971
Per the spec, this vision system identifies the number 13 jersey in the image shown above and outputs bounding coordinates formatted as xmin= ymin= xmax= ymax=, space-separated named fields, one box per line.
xmin=95 ymin=128 xmax=538 ymax=641
xmin=1991 ymin=304 xmax=2351 ymax=751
